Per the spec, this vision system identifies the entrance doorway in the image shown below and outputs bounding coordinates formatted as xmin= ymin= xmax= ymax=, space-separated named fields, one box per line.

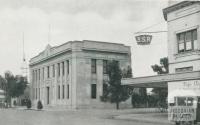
xmin=46 ymin=87 xmax=50 ymax=105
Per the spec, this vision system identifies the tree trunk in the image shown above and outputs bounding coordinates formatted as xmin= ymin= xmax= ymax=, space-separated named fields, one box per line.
xmin=116 ymin=102 xmax=119 ymax=110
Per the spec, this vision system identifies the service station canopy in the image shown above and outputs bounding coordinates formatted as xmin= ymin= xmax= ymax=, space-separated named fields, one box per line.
xmin=122 ymin=71 xmax=200 ymax=88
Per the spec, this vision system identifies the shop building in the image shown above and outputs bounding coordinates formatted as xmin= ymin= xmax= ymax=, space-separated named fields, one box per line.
xmin=29 ymin=40 xmax=131 ymax=109
xmin=122 ymin=1 xmax=200 ymax=99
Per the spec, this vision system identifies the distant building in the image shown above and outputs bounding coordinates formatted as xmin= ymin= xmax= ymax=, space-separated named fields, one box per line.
xmin=29 ymin=40 xmax=131 ymax=109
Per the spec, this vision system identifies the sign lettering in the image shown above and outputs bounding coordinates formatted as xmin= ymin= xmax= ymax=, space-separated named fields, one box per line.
xmin=135 ymin=35 xmax=152 ymax=45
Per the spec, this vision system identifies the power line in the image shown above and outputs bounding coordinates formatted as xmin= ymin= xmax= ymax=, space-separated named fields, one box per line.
xmin=135 ymin=21 xmax=167 ymax=34
xmin=135 ymin=31 xmax=167 ymax=34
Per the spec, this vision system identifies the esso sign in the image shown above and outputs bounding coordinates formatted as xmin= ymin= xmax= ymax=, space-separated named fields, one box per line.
xmin=135 ymin=35 xmax=152 ymax=45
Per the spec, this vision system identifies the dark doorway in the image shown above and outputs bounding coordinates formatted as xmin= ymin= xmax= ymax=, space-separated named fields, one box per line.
xmin=47 ymin=87 xmax=50 ymax=105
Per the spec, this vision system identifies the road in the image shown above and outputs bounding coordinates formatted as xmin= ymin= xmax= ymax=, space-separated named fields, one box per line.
xmin=0 ymin=108 xmax=169 ymax=125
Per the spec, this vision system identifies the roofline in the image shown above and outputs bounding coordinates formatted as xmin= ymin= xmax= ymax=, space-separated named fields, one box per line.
xmin=163 ymin=1 xmax=200 ymax=21
xmin=30 ymin=40 xmax=130 ymax=61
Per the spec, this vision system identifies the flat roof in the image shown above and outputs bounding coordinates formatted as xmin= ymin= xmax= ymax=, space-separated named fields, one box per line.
xmin=122 ymin=71 xmax=200 ymax=88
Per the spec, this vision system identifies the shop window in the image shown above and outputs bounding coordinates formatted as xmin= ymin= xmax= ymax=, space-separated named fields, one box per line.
xmin=187 ymin=97 xmax=194 ymax=106
xmin=91 ymin=84 xmax=96 ymax=99
xmin=91 ymin=59 xmax=96 ymax=74
xmin=177 ymin=97 xmax=186 ymax=106
xmin=177 ymin=29 xmax=197 ymax=53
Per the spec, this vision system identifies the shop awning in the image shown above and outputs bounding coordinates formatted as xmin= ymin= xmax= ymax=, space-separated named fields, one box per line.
xmin=122 ymin=71 xmax=200 ymax=88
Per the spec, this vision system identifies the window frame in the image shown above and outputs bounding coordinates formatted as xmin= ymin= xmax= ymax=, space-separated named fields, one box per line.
xmin=177 ymin=29 xmax=197 ymax=53
xmin=91 ymin=59 xmax=97 ymax=74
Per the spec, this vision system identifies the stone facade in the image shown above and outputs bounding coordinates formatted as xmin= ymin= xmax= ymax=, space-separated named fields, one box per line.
xmin=29 ymin=40 xmax=131 ymax=109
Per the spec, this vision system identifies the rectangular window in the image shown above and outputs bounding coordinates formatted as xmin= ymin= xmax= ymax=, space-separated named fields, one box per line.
xmin=177 ymin=29 xmax=197 ymax=53
xmin=47 ymin=66 xmax=50 ymax=78
xmin=35 ymin=70 xmax=37 ymax=82
xmin=58 ymin=85 xmax=60 ymax=99
xmin=39 ymin=88 xmax=40 ymax=100
xmin=103 ymin=60 xmax=108 ymax=74
xmin=91 ymin=59 xmax=96 ymax=74
xmin=67 ymin=84 xmax=69 ymax=99
xmin=36 ymin=88 xmax=37 ymax=99
xmin=32 ymin=70 xmax=34 ymax=82
xmin=42 ymin=68 xmax=44 ymax=79
xmin=58 ymin=63 xmax=60 ymax=77
xmin=62 ymin=62 xmax=65 ymax=76
xmin=38 ymin=69 xmax=40 ymax=80
xmin=177 ymin=97 xmax=187 ymax=106
xmin=193 ymin=30 xmax=197 ymax=50
xmin=53 ymin=65 xmax=55 ymax=77
xmin=175 ymin=66 xmax=193 ymax=73
xmin=67 ymin=60 xmax=69 ymax=74
xmin=62 ymin=85 xmax=65 ymax=99
xmin=91 ymin=84 xmax=96 ymax=99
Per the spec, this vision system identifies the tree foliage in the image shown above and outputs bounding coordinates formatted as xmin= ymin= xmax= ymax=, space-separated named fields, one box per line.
xmin=3 ymin=71 xmax=28 ymax=105
xmin=151 ymin=57 xmax=168 ymax=108
xmin=100 ymin=61 xmax=131 ymax=109
xmin=122 ymin=65 xmax=133 ymax=78
xmin=151 ymin=57 xmax=168 ymax=74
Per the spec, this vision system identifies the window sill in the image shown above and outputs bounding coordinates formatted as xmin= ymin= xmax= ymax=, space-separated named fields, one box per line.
xmin=174 ymin=50 xmax=200 ymax=58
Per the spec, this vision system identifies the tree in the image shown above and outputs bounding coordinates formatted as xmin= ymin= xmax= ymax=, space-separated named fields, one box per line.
xmin=122 ymin=65 xmax=133 ymax=78
xmin=151 ymin=57 xmax=168 ymax=107
xmin=0 ymin=75 xmax=6 ymax=91
xmin=26 ymin=99 xmax=32 ymax=109
xmin=4 ymin=71 xmax=28 ymax=106
xmin=151 ymin=57 xmax=168 ymax=74
xmin=101 ymin=61 xmax=130 ymax=109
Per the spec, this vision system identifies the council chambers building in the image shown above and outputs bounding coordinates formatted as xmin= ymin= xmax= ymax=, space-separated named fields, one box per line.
xmin=29 ymin=40 xmax=131 ymax=109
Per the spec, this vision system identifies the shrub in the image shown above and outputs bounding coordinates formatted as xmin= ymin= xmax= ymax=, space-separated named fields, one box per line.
xmin=26 ymin=99 xmax=32 ymax=109
xmin=37 ymin=100 xmax=43 ymax=110
xmin=13 ymin=100 xmax=17 ymax=106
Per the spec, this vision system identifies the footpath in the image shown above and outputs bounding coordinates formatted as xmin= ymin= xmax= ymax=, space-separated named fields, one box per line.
xmin=114 ymin=112 xmax=172 ymax=125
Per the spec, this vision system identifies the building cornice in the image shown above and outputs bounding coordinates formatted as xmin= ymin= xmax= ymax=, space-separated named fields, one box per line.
xmin=163 ymin=1 xmax=200 ymax=21
xmin=29 ymin=40 xmax=131 ymax=67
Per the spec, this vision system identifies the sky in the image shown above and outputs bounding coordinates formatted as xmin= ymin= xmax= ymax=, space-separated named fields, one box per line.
xmin=0 ymin=0 xmax=169 ymax=77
